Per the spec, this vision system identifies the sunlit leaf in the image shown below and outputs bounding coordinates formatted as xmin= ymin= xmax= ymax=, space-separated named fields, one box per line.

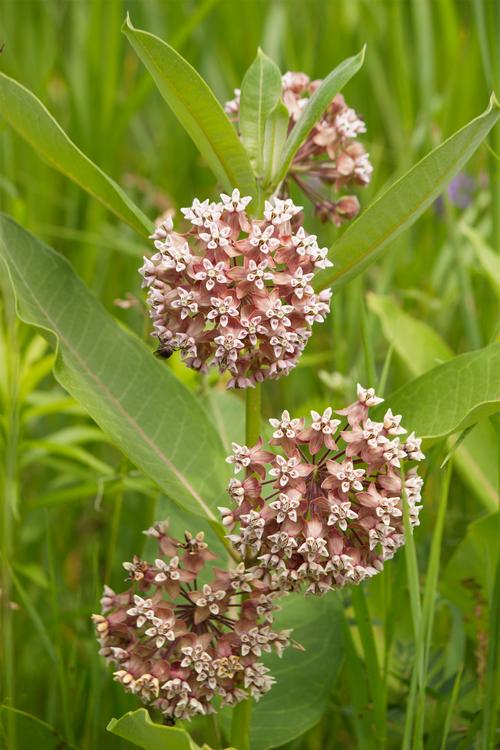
xmin=0 ymin=215 xmax=227 ymax=520
xmin=0 ymin=74 xmax=151 ymax=236
xmin=123 ymin=15 xmax=257 ymax=199
xmin=269 ymin=47 xmax=365 ymax=191
xmin=108 ymin=708 xmax=199 ymax=750
xmin=376 ymin=343 xmax=500 ymax=441
xmin=239 ymin=49 xmax=282 ymax=175
xmin=316 ymin=95 xmax=500 ymax=291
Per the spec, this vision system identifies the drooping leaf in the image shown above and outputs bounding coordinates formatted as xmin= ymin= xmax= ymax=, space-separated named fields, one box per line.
xmin=108 ymin=708 xmax=198 ymax=750
xmin=268 ymin=47 xmax=366 ymax=191
xmin=122 ymin=15 xmax=257 ymax=199
xmin=0 ymin=706 xmax=77 ymax=750
xmin=367 ymin=293 xmax=454 ymax=372
xmin=262 ymin=99 xmax=290 ymax=186
xmin=0 ymin=215 xmax=227 ymax=520
xmin=368 ymin=293 xmax=498 ymax=510
xmin=249 ymin=593 xmax=344 ymax=750
xmin=315 ymin=95 xmax=500 ymax=291
xmin=239 ymin=49 xmax=282 ymax=175
xmin=0 ymin=74 xmax=151 ymax=237
xmin=375 ymin=343 xmax=500 ymax=442
xmin=460 ymin=221 xmax=500 ymax=298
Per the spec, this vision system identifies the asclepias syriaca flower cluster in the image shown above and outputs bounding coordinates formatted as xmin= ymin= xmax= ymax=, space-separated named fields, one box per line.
xmin=93 ymin=386 xmax=424 ymax=721
xmin=94 ymin=51 xmax=426 ymax=735
xmin=140 ymin=191 xmax=332 ymax=388
xmin=93 ymin=524 xmax=294 ymax=722
xmin=221 ymin=385 xmax=424 ymax=594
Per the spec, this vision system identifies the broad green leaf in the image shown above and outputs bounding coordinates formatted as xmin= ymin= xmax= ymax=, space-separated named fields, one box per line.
xmin=315 ymin=94 xmax=500 ymax=291
xmin=375 ymin=343 xmax=500 ymax=441
xmin=239 ymin=49 xmax=282 ymax=175
xmin=0 ymin=74 xmax=151 ymax=237
xmin=250 ymin=593 xmax=344 ymax=750
xmin=269 ymin=47 xmax=365 ymax=191
xmin=0 ymin=215 xmax=227 ymax=520
xmin=0 ymin=705 xmax=77 ymax=750
xmin=368 ymin=293 xmax=498 ymax=510
xmin=123 ymin=15 xmax=257 ymax=199
xmin=262 ymin=100 xmax=290 ymax=185
xmin=367 ymin=293 xmax=454 ymax=372
xmin=108 ymin=708 xmax=198 ymax=750
xmin=460 ymin=221 xmax=500 ymax=297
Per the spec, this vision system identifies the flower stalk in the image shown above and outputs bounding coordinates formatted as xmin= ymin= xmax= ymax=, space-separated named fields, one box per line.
xmin=230 ymin=383 xmax=262 ymax=750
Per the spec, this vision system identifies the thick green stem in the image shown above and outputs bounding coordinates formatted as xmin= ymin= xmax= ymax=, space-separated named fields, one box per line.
xmin=231 ymin=696 xmax=253 ymax=750
xmin=230 ymin=384 xmax=261 ymax=750
xmin=245 ymin=383 xmax=262 ymax=446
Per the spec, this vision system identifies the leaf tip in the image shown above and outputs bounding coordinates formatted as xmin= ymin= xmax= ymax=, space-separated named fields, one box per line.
xmin=121 ymin=11 xmax=134 ymax=34
xmin=489 ymin=91 xmax=500 ymax=112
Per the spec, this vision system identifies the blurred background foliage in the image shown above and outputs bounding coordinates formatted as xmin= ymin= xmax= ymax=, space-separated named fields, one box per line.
xmin=0 ymin=0 xmax=498 ymax=748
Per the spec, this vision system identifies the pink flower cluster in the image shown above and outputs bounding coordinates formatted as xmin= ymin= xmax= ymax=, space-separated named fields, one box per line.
xmin=226 ymin=72 xmax=373 ymax=225
xmin=92 ymin=524 xmax=292 ymax=721
xmin=221 ymin=386 xmax=424 ymax=594
xmin=140 ymin=191 xmax=332 ymax=388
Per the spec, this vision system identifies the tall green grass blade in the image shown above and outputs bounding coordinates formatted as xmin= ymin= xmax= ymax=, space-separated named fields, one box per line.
xmin=440 ymin=667 xmax=463 ymax=750
xmin=351 ymin=587 xmax=386 ymax=749
xmin=341 ymin=612 xmax=376 ymax=750
xmin=460 ymin=222 xmax=500 ymax=298
xmin=0 ymin=706 xmax=77 ymax=750
xmin=315 ymin=96 xmax=500 ymax=292
xmin=9 ymin=568 xmax=56 ymax=663
xmin=481 ymin=557 xmax=500 ymax=749
xmin=268 ymin=47 xmax=366 ymax=191
xmin=0 ymin=74 xmax=151 ymax=236
xmin=401 ymin=467 xmax=423 ymax=750
xmin=0 ymin=215 xmax=227 ymax=520
xmin=122 ymin=14 xmax=257 ymax=199
xmin=414 ymin=463 xmax=452 ymax=747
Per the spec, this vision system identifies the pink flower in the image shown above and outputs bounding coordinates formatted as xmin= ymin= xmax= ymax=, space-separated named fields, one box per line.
xmin=92 ymin=522 xmax=293 ymax=721
xmin=223 ymin=386 xmax=424 ymax=595
xmin=140 ymin=194 xmax=332 ymax=388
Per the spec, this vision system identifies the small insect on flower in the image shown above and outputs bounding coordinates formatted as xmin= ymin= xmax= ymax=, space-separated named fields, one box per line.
xmin=223 ymin=385 xmax=424 ymax=595
xmin=140 ymin=191 xmax=333 ymax=388
xmin=226 ymin=74 xmax=373 ymax=225
xmin=92 ymin=522 xmax=294 ymax=722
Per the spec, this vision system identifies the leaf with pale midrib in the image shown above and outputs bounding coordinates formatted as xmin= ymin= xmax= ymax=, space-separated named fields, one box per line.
xmin=0 ymin=215 xmax=227 ymax=520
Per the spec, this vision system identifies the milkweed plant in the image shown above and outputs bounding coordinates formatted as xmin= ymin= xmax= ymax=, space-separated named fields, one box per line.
xmin=0 ymin=11 xmax=499 ymax=750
